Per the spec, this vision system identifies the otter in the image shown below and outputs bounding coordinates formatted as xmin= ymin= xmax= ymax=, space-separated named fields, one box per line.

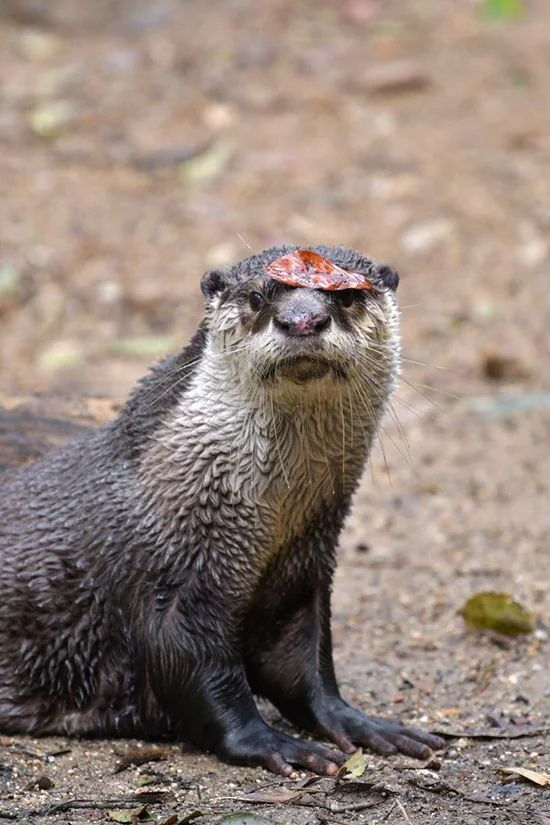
xmin=0 ymin=245 xmax=443 ymax=776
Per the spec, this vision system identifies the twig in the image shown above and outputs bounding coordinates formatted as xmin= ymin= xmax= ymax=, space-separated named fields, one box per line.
xmin=434 ymin=725 xmax=550 ymax=741
xmin=396 ymin=798 xmax=414 ymax=824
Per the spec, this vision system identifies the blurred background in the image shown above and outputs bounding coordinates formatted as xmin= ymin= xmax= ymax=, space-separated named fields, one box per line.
xmin=1 ymin=6 xmax=550 ymax=816
xmin=0 ymin=0 xmax=548 ymax=402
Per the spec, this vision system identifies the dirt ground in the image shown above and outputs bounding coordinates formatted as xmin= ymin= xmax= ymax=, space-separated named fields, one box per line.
xmin=1 ymin=0 xmax=550 ymax=823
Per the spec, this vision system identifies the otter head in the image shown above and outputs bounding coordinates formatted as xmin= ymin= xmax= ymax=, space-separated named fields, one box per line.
xmin=200 ymin=245 xmax=400 ymax=401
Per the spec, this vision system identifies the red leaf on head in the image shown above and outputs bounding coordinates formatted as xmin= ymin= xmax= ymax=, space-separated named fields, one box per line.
xmin=265 ymin=250 xmax=373 ymax=291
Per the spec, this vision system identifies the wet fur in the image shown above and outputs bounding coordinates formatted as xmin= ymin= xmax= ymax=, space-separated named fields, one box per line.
xmin=0 ymin=245 xmax=403 ymax=763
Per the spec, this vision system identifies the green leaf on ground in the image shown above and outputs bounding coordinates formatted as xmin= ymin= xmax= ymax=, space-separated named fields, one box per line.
xmin=179 ymin=139 xmax=234 ymax=184
xmin=460 ymin=592 xmax=534 ymax=636
xmin=479 ymin=0 xmax=524 ymax=21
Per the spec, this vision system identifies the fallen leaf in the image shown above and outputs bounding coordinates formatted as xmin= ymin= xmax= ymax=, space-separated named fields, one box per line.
xmin=24 ymin=774 xmax=55 ymax=790
xmin=479 ymin=0 xmax=524 ymax=21
xmin=179 ymin=139 xmax=234 ymax=184
xmin=29 ymin=100 xmax=76 ymax=139
xmin=108 ymin=806 xmax=154 ymax=822
xmin=500 ymin=767 xmax=550 ymax=786
xmin=338 ymin=748 xmax=368 ymax=780
xmin=459 ymin=592 xmax=535 ymax=637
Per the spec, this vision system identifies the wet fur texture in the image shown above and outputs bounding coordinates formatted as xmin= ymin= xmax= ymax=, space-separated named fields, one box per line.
xmin=0 ymin=245 xmax=442 ymax=773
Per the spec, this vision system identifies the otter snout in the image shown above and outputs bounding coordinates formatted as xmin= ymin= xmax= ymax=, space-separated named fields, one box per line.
xmin=273 ymin=290 xmax=331 ymax=338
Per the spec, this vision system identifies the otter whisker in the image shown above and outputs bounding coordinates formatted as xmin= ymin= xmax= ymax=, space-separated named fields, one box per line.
xmin=401 ymin=356 xmax=457 ymax=371
xmin=402 ymin=379 xmax=461 ymax=400
xmin=235 ymin=232 xmax=254 ymax=251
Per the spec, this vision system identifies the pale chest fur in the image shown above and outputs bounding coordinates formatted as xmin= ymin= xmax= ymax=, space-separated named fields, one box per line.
xmin=138 ymin=364 xmax=379 ymax=586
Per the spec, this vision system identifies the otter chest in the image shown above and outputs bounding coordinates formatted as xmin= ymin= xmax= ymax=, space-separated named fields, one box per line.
xmin=142 ymin=385 xmax=359 ymax=559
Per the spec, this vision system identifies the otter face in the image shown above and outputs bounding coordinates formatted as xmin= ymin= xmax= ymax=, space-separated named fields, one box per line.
xmin=201 ymin=245 xmax=400 ymax=396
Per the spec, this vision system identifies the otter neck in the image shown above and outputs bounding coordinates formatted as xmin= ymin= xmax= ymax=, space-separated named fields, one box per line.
xmin=136 ymin=343 xmax=390 ymax=546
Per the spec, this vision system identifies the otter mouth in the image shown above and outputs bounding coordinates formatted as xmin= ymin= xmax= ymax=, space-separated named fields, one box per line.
xmin=274 ymin=356 xmax=333 ymax=383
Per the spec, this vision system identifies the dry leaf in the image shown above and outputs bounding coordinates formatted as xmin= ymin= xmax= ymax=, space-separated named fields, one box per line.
xmin=108 ymin=808 xmax=154 ymax=824
xmin=500 ymin=767 xmax=550 ymax=786
xmin=24 ymin=774 xmax=55 ymax=790
xmin=338 ymin=748 xmax=368 ymax=780
xmin=108 ymin=813 xmax=135 ymax=824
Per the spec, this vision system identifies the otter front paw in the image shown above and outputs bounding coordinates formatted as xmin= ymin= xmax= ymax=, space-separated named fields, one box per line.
xmin=220 ymin=722 xmax=346 ymax=776
xmin=318 ymin=704 xmax=445 ymax=760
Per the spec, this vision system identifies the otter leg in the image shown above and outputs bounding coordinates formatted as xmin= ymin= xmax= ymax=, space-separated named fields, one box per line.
xmin=245 ymin=586 xmax=445 ymax=759
xmin=143 ymin=630 xmax=345 ymax=776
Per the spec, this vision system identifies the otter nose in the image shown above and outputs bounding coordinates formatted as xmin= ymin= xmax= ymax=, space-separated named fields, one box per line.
xmin=273 ymin=310 xmax=331 ymax=337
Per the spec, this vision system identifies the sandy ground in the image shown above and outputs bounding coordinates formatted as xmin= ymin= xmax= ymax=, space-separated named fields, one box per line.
xmin=1 ymin=1 xmax=550 ymax=822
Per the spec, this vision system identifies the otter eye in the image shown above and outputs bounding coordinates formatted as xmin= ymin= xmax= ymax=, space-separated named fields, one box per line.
xmin=335 ymin=290 xmax=355 ymax=308
xmin=248 ymin=291 xmax=265 ymax=312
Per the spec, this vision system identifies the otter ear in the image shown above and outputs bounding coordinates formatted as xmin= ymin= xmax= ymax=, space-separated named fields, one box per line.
xmin=201 ymin=269 xmax=227 ymax=300
xmin=375 ymin=264 xmax=399 ymax=291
